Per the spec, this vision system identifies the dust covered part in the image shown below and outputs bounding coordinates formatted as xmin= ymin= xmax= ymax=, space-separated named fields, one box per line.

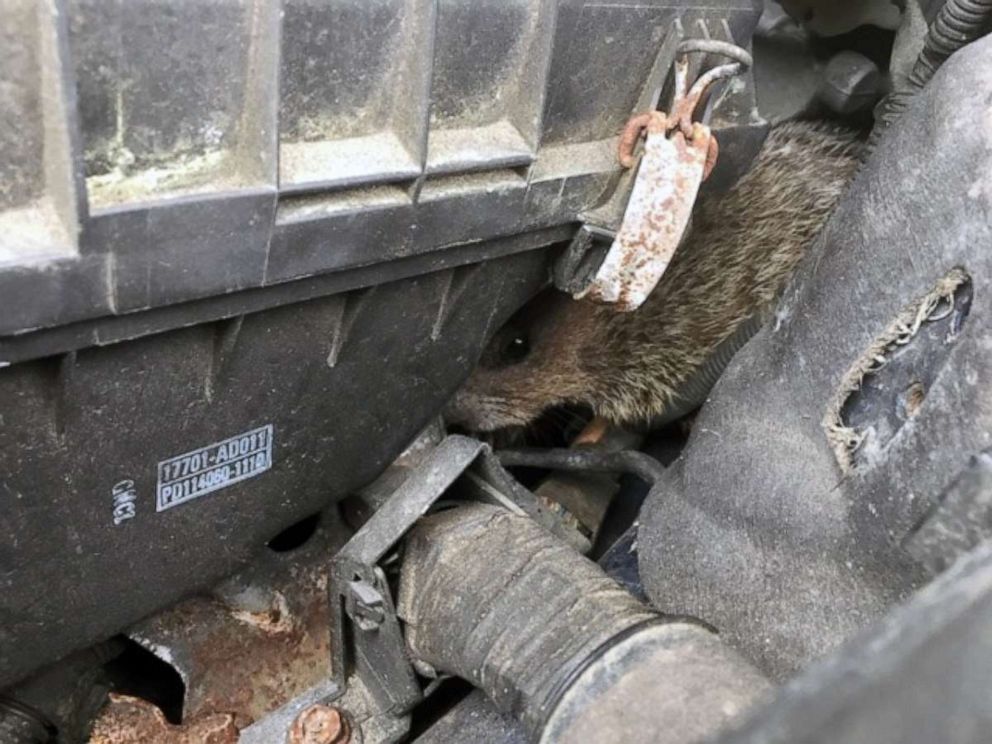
xmin=638 ymin=35 xmax=992 ymax=680
xmin=824 ymin=268 xmax=972 ymax=473
xmin=580 ymin=116 xmax=713 ymax=311
xmin=6 ymin=2 xmax=992 ymax=744
xmin=89 ymin=696 xmax=238 ymax=744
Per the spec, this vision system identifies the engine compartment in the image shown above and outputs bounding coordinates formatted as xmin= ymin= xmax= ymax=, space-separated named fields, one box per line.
xmin=3 ymin=1 xmax=992 ymax=742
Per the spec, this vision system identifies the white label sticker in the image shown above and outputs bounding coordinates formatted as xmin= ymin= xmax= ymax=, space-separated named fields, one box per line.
xmin=112 ymin=479 xmax=137 ymax=525
xmin=156 ymin=425 xmax=273 ymax=512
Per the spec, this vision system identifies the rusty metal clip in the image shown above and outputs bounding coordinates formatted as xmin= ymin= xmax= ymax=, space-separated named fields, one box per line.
xmin=577 ymin=40 xmax=752 ymax=312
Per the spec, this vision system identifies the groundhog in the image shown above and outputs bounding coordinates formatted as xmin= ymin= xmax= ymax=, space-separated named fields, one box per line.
xmin=446 ymin=120 xmax=862 ymax=432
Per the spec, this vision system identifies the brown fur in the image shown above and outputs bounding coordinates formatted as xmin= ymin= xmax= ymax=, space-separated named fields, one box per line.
xmin=447 ymin=120 xmax=862 ymax=432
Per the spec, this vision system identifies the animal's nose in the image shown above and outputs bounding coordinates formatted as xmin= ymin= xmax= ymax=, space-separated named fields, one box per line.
xmin=441 ymin=394 xmax=471 ymax=430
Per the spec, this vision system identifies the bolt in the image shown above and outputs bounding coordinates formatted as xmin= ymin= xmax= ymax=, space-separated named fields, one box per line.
xmin=288 ymin=704 xmax=349 ymax=744
xmin=347 ymin=580 xmax=385 ymax=631
xmin=819 ymin=50 xmax=881 ymax=115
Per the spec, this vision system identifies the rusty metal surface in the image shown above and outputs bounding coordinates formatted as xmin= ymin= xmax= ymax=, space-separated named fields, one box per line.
xmin=238 ymin=675 xmax=409 ymax=744
xmin=127 ymin=522 xmax=349 ymax=734
xmin=90 ymin=695 xmax=239 ymax=744
xmin=579 ymin=114 xmax=712 ymax=311
xmin=134 ymin=566 xmax=329 ymax=729
xmin=577 ymin=42 xmax=751 ymax=312
xmin=288 ymin=704 xmax=349 ymax=744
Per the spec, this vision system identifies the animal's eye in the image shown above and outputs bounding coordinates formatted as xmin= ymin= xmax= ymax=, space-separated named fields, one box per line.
xmin=501 ymin=333 xmax=530 ymax=364
xmin=479 ymin=323 xmax=531 ymax=369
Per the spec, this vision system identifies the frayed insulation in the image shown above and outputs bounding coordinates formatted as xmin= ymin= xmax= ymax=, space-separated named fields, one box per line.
xmin=823 ymin=267 xmax=970 ymax=473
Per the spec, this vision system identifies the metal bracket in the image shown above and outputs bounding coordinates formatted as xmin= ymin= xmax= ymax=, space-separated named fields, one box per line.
xmin=553 ymin=23 xmax=683 ymax=297
xmin=326 ymin=435 xmax=574 ymax=718
xmin=555 ymin=23 xmax=755 ymax=311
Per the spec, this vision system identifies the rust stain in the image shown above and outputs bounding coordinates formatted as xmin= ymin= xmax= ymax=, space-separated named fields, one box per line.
xmin=288 ymin=704 xmax=349 ymax=744
xmin=590 ymin=116 xmax=712 ymax=311
xmin=229 ymin=590 xmax=296 ymax=635
xmin=703 ymin=135 xmax=719 ymax=181
xmin=578 ymin=44 xmax=751 ymax=310
xmin=90 ymin=695 xmax=238 ymax=744
xmin=618 ymin=111 xmax=667 ymax=168
xmin=133 ymin=564 xmax=333 ymax=731
xmin=591 ymin=45 xmax=740 ymax=312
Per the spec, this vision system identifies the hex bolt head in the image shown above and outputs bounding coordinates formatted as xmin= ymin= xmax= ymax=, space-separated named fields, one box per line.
xmin=288 ymin=704 xmax=349 ymax=744
xmin=819 ymin=50 xmax=882 ymax=115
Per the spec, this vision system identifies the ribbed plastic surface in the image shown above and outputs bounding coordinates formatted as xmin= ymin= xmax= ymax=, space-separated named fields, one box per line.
xmin=0 ymin=0 xmax=761 ymax=336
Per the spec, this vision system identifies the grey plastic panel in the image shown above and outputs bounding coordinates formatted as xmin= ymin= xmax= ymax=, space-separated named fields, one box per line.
xmin=0 ymin=0 xmax=762 ymax=337
xmin=425 ymin=0 xmax=556 ymax=174
xmin=0 ymin=245 xmax=553 ymax=689
xmin=541 ymin=2 xmax=681 ymax=147
xmin=69 ymin=0 xmax=278 ymax=209
xmin=279 ymin=0 xmax=435 ymax=193
xmin=65 ymin=0 xmax=281 ymax=314
xmin=0 ymin=0 xmax=765 ymax=691
xmin=0 ymin=0 xmax=81 ymax=268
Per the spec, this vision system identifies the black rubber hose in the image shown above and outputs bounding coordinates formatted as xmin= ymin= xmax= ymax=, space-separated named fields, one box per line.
xmin=397 ymin=504 xmax=769 ymax=743
xmin=871 ymin=0 xmax=992 ymax=147
xmin=912 ymin=0 xmax=992 ymax=85
xmin=496 ymin=448 xmax=666 ymax=487
xmin=0 ymin=698 xmax=54 ymax=743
